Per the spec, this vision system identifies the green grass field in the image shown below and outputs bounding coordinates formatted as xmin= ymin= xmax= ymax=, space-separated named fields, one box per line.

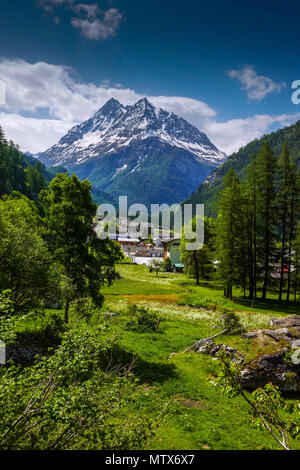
xmin=16 ymin=264 xmax=299 ymax=450
xmin=99 ymin=264 xmax=300 ymax=450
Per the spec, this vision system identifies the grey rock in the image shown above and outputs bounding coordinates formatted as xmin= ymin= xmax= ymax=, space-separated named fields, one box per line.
xmin=103 ymin=312 xmax=119 ymax=318
xmin=270 ymin=315 xmax=300 ymax=328
xmin=240 ymin=316 xmax=300 ymax=392
xmin=196 ymin=339 xmax=244 ymax=363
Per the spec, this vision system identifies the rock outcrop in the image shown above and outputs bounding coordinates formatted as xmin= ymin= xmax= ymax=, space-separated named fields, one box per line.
xmin=194 ymin=339 xmax=244 ymax=363
xmin=193 ymin=315 xmax=300 ymax=392
xmin=240 ymin=315 xmax=300 ymax=392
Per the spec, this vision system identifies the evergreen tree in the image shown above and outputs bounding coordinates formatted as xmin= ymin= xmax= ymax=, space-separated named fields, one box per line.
xmin=216 ymin=169 xmax=246 ymax=300
xmin=256 ymin=143 xmax=278 ymax=300
xmin=293 ymin=224 xmax=300 ymax=301
xmin=181 ymin=217 xmax=216 ymax=285
xmin=244 ymin=154 xmax=259 ymax=299
xmin=0 ymin=126 xmax=46 ymax=199
xmin=286 ymin=155 xmax=300 ymax=301
xmin=278 ymin=141 xmax=291 ymax=301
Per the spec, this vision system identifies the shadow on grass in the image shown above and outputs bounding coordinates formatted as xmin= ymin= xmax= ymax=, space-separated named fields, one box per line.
xmin=6 ymin=325 xmax=64 ymax=365
xmin=232 ymin=296 xmax=300 ymax=315
xmin=107 ymin=344 xmax=178 ymax=385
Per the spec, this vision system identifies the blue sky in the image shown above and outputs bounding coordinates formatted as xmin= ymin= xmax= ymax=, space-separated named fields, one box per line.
xmin=0 ymin=0 xmax=300 ymax=154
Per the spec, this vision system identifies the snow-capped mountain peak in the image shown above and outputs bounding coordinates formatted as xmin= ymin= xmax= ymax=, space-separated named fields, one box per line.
xmin=37 ymin=98 xmax=227 ymax=207
xmin=38 ymin=97 xmax=226 ymax=168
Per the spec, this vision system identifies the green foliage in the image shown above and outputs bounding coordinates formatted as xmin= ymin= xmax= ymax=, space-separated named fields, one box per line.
xmin=186 ymin=119 xmax=300 ymax=217
xmin=219 ymin=308 xmax=244 ymax=335
xmin=0 ymin=328 xmax=157 ymax=450
xmin=147 ymin=234 xmax=154 ymax=244
xmin=0 ymin=126 xmax=51 ymax=201
xmin=209 ymin=351 xmax=300 ymax=450
xmin=40 ymin=173 xmax=123 ymax=320
xmin=162 ymin=257 xmax=172 ymax=273
xmin=126 ymin=304 xmax=161 ymax=333
xmin=70 ymin=298 xmax=96 ymax=323
xmin=0 ymin=194 xmax=57 ymax=312
xmin=177 ymin=294 xmax=225 ymax=310
xmin=0 ymin=290 xmax=18 ymax=344
xmin=215 ymin=169 xmax=247 ymax=298
xmin=181 ymin=217 xmax=216 ymax=285
xmin=212 ymin=140 xmax=300 ymax=302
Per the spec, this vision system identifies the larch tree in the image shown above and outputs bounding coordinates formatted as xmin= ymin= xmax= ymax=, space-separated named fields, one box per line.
xmin=216 ymin=169 xmax=246 ymax=300
xmin=256 ymin=142 xmax=278 ymax=301
xmin=278 ymin=141 xmax=291 ymax=301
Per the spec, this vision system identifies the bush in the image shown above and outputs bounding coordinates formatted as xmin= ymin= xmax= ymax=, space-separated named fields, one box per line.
xmin=162 ymin=257 xmax=172 ymax=272
xmin=219 ymin=308 xmax=244 ymax=335
xmin=70 ymin=298 xmax=96 ymax=323
xmin=0 ymin=290 xmax=18 ymax=344
xmin=0 ymin=327 xmax=158 ymax=450
xmin=177 ymin=294 xmax=225 ymax=310
xmin=126 ymin=304 xmax=161 ymax=333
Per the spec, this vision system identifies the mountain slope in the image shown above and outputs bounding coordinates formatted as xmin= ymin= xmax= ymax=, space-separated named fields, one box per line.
xmin=185 ymin=120 xmax=300 ymax=216
xmin=0 ymin=126 xmax=68 ymax=200
xmin=37 ymin=98 xmax=226 ymax=206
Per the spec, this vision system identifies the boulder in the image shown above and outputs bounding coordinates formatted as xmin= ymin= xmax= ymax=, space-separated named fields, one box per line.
xmin=240 ymin=315 xmax=300 ymax=392
xmin=195 ymin=339 xmax=244 ymax=363
xmin=270 ymin=315 xmax=300 ymax=328
xmin=240 ymin=349 xmax=300 ymax=392
xmin=103 ymin=312 xmax=119 ymax=318
xmin=244 ymin=327 xmax=300 ymax=345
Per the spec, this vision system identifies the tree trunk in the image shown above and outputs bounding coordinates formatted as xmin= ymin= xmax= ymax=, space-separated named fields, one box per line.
xmin=287 ymin=192 xmax=295 ymax=303
xmin=279 ymin=201 xmax=287 ymax=301
xmin=64 ymin=301 xmax=70 ymax=324
xmin=193 ymin=252 xmax=200 ymax=286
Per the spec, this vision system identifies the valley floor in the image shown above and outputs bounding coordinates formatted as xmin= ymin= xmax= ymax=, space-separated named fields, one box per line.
xmin=17 ymin=264 xmax=300 ymax=450
xmin=100 ymin=265 xmax=300 ymax=450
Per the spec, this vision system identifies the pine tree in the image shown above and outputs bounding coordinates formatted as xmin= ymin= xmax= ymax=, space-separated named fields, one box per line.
xmin=216 ymin=169 xmax=246 ymax=300
xmin=278 ymin=141 xmax=290 ymax=301
xmin=181 ymin=217 xmax=216 ymax=285
xmin=286 ymin=155 xmax=300 ymax=301
xmin=244 ymin=154 xmax=259 ymax=299
xmin=256 ymin=143 xmax=278 ymax=300
xmin=293 ymin=225 xmax=300 ymax=301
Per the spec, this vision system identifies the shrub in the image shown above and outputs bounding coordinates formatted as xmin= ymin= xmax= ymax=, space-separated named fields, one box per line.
xmin=126 ymin=304 xmax=161 ymax=333
xmin=219 ymin=308 xmax=244 ymax=335
xmin=177 ymin=294 xmax=225 ymax=310
xmin=70 ymin=298 xmax=96 ymax=323
xmin=162 ymin=257 xmax=172 ymax=272
xmin=0 ymin=328 xmax=158 ymax=450
xmin=0 ymin=290 xmax=18 ymax=344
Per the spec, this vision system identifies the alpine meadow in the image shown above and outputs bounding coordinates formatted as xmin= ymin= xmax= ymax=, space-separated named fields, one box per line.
xmin=0 ymin=0 xmax=300 ymax=457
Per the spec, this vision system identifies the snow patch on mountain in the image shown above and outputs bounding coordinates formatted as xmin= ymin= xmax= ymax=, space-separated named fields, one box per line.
xmin=38 ymin=97 xmax=226 ymax=168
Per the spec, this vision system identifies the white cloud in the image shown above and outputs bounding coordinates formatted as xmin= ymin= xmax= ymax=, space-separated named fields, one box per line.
xmin=203 ymin=114 xmax=300 ymax=155
xmin=228 ymin=66 xmax=285 ymax=101
xmin=0 ymin=59 xmax=299 ymax=155
xmin=39 ymin=1 xmax=123 ymax=41
xmin=0 ymin=113 xmax=74 ymax=153
xmin=71 ymin=8 xmax=123 ymax=40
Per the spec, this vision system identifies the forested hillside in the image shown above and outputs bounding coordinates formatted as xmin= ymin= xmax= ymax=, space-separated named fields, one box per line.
xmin=186 ymin=120 xmax=300 ymax=216
xmin=0 ymin=126 xmax=67 ymax=201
